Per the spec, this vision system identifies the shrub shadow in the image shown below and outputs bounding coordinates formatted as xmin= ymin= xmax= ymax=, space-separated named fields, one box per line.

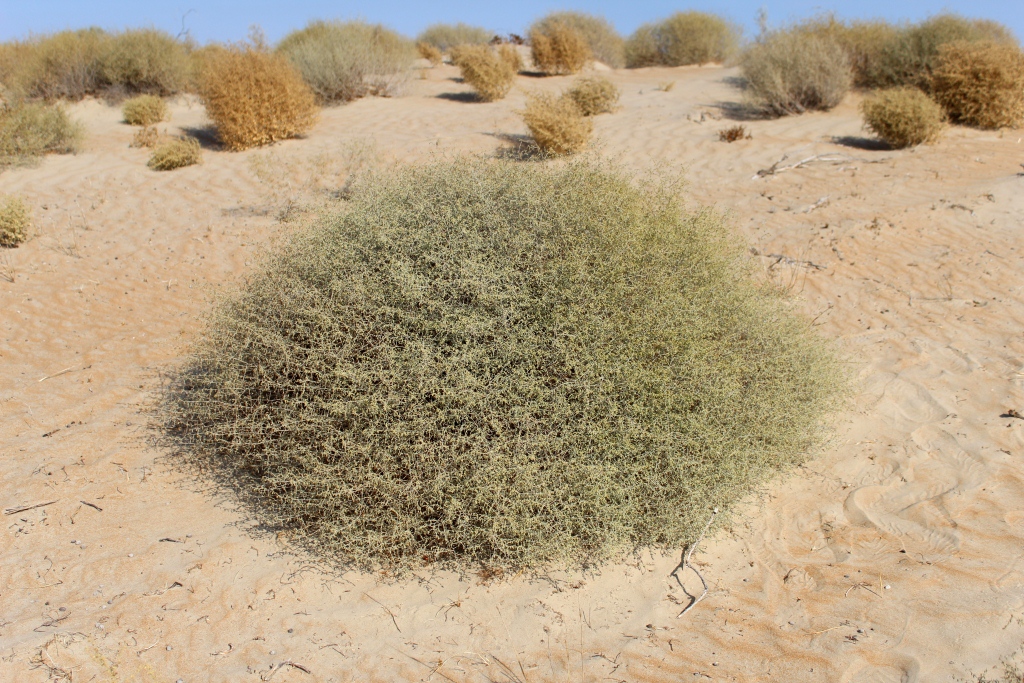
xmin=437 ymin=92 xmax=482 ymax=103
xmin=713 ymin=101 xmax=771 ymax=121
xmin=831 ymin=135 xmax=890 ymax=151
xmin=178 ymin=125 xmax=221 ymax=150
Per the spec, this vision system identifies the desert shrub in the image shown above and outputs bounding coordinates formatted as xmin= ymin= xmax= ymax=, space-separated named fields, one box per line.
xmin=861 ymin=87 xmax=944 ymax=147
xmin=931 ymin=41 xmax=1024 ymax=129
xmin=1 ymin=28 xmax=109 ymax=100
xmin=791 ymin=15 xmax=900 ymax=89
xmin=455 ymin=45 xmax=515 ymax=102
xmin=563 ymin=76 xmax=619 ymax=115
xmin=718 ymin=124 xmax=750 ymax=142
xmin=163 ymin=157 xmax=842 ymax=571
xmin=130 ymin=125 xmax=159 ymax=148
xmin=866 ymin=14 xmax=1018 ymax=90
xmin=529 ymin=23 xmax=591 ymax=75
xmin=98 ymin=29 xmax=190 ymax=95
xmin=277 ymin=21 xmax=415 ymax=103
xmin=0 ymin=100 xmax=83 ymax=168
xmin=625 ymin=12 xmax=740 ymax=68
xmin=522 ymin=92 xmax=592 ymax=154
xmin=741 ymin=29 xmax=852 ymax=116
xmin=122 ymin=94 xmax=167 ymax=125
xmin=198 ymin=45 xmax=318 ymax=151
xmin=0 ymin=194 xmax=30 ymax=247
xmin=497 ymin=43 xmax=523 ymax=73
xmin=148 ymin=136 xmax=202 ymax=170
xmin=417 ymin=23 xmax=493 ymax=52
xmin=416 ymin=42 xmax=443 ymax=66
xmin=530 ymin=12 xmax=625 ymax=68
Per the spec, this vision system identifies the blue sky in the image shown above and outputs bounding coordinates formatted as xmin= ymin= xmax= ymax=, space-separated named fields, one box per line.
xmin=1 ymin=1 xmax=1021 ymax=44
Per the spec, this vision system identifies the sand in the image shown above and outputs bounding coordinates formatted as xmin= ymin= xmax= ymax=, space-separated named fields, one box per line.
xmin=2 ymin=63 xmax=1023 ymax=682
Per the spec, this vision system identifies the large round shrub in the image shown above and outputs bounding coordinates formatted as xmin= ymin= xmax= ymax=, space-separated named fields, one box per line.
xmin=625 ymin=12 xmax=740 ymax=68
xmin=166 ymin=159 xmax=841 ymax=571
xmin=931 ymin=41 xmax=1024 ymax=129
xmin=861 ymin=87 xmax=944 ymax=148
xmin=530 ymin=12 xmax=625 ymax=68
xmin=741 ymin=29 xmax=852 ymax=116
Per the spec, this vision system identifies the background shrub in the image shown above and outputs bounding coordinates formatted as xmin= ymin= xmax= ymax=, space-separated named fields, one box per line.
xmin=199 ymin=45 xmax=318 ymax=151
xmin=456 ymin=45 xmax=515 ymax=101
xmin=625 ymin=12 xmax=740 ymax=67
xmin=791 ymin=16 xmax=900 ymax=88
xmin=416 ymin=42 xmax=443 ymax=66
xmin=130 ymin=125 xmax=159 ymax=148
xmin=563 ymin=75 xmax=619 ymax=115
xmin=148 ymin=136 xmax=202 ymax=170
xmin=861 ymin=87 xmax=944 ymax=147
xmin=529 ymin=23 xmax=591 ymax=75
xmin=522 ymin=92 xmax=593 ymax=154
xmin=741 ymin=29 xmax=852 ymax=116
xmin=931 ymin=41 xmax=1024 ymax=129
xmin=163 ymin=158 xmax=841 ymax=571
xmin=497 ymin=43 xmax=523 ymax=73
xmin=1 ymin=28 xmax=109 ymax=100
xmin=277 ymin=21 xmax=414 ymax=103
xmin=122 ymin=93 xmax=167 ymax=125
xmin=0 ymin=100 xmax=83 ymax=168
xmin=416 ymin=23 xmax=493 ymax=52
xmin=530 ymin=12 xmax=625 ymax=68
xmin=0 ymin=194 xmax=30 ymax=247
xmin=98 ymin=28 xmax=190 ymax=96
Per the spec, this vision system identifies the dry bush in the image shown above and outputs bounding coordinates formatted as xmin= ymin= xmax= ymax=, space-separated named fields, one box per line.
xmin=563 ymin=76 xmax=619 ymax=115
xmin=417 ymin=23 xmax=493 ymax=52
xmin=199 ymin=46 xmax=318 ymax=151
xmin=416 ymin=42 xmax=443 ymax=66
xmin=791 ymin=15 xmax=900 ymax=89
xmin=98 ymin=29 xmax=190 ymax=96
xmin=497 ymin=44 xmax=523 ymax=73
xmin=0 ymin=194 xmax=30 ymax=247
xmin=868 ymin=13 xmax=1018 ymax=90
xmin=530 ymin=11 xmax=624 ymax=68
xmin=522 ymin=92 xmax=592 ymax=154
xmin=130 ymin=125 xmax=159 ymax=148
xmin=626 ymin=12 xmax=740 ymax=68
xmin=277 ymin=21 xmax=415 ymax=103
xmin=1 ymin=28 xmax=109 ymax=100
xmin=162 ymin=157 xmax=842 ymax=571
xmin=861 ymin=87 xmax=944 ymax=147
xmin=529 ymin=23 xmax=591 ymax=75
xmin=741 ymin=29 xmax=852 ymax=116
xmin=0 ymin=100 xmax=83 ymax=168
xmin=455 ymin=45 xmax=515 ymax=102
xmin=931 ymin=41 xmax=1024 ymax=129
xmin=718 ymin=124 xmax=750 ymax=142
xmin=148 ymin=136 xmax=202 ymax=170
xmin=122 ymin=94 xmax=167 ymax=125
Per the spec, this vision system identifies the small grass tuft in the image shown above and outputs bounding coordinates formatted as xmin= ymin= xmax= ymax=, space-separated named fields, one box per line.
xmin=417 ymin=23 xmax=493 ymax=52
xmin=147 ymin=136 xmax=202 ymax=170
xmin=626 ymin=12 xmax=740 ymax=68
xmin=198 ymin=44 xmax=318 ymax=151
xmin=0 ymin=194 xmax=30 ymax=247
xmin=529 ymin=23 xmax=591 ymax=75
xmin=162 ymin=157 xmax=843 ymax=572
xmin=122 ymin=94 xmax=167 ymax=126
xmin=530 ymin=12 xmax=625 ymax=68
xmin=861 ymin=87 xmax=944 ymax=148
xmin=0 ymin=100 xmax=83 ymax=168
xmin=130 ymin=125 xmax=159 ymax=148
xmin=522 ymin=92 xmax=593 ymax=154
xmin=741 ymin=29 xmax=852 ymax=116
xmin=455 ymin=45 xmax=516 ymax=102
xmin=931 ymin=41 xmax=1024 ymax=129
xmin=718 ymin=125 xmax=750 ymax=142
xmin=563 ymin=76 xmax=619 ymax=115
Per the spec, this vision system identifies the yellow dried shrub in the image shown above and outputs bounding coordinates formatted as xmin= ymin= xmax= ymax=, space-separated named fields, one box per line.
xmin=0 ymin=194 xmax=30 ymax=247
xmin=130 ymin=125 xmax=159 ymax=148
xmin=199 ymin=46 xmax=318 ymax=151
xmin=417 ymin=42 xmax=442 ymax=66
xmin=497 ymin=44 xmax=523 ymax=73
xmin=122 ymin=94 xmax=167 ymax=125
xmin=456 ymin=45 xmax=515 ymax=102
xmin=861 ymin=87 xmax=944 ymax=148
xmin=931 ymin=41 xmax=1024 ymax=129
xmin=530 ymin=12 xmax=624 ymax=68
xmin=522 ymin=92 xmax=593 ymax=154
xmin=563 ymin=76 xmax=619 ymax=115
xmin=625 ymin=12 xmax=739 ymax=67
xmin=530 ymin=23 xmax=591 ymax=75
xmin=147 ymin=136 xmax=202 ymax=170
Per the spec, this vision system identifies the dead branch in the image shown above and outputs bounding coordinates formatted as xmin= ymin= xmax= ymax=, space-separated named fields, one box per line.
xmin=671 ymin=508 xmax=718 ymax=617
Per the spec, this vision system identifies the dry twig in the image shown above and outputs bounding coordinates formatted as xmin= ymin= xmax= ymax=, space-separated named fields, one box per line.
xmin=671 ymin=508 xmax=718 ymax=617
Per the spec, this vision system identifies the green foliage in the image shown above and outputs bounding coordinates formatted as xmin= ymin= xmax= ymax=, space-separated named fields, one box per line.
xmin=277 ymin=20 xmax=415 ymax=103
xmin=148 ymin=136 xmax=202 ymax=170
xmin=164 ymin=158 xmax=843 ymax=572
xmin=416 ymin=23 xmax=493 ymax=52
xmin=530 ymin=12 xmax=625 ymax=68
xmin=0 ymin=100 xmax=82 ymax=168
xmin=0 ymin=194 xmax=30 ymax=247
xmin=626 ymin=12 xmax=740 ymax=67
xmin=122 ymin=94 xmax=167 ymax=125
xmin=455 ymin=45 xmax=516 ymax=102
xmin=861 ymin=87 xmax=944 ymax=148
xmin=931 ymin=41 xmax=1024 ymax=129
xmin=563 ymin=76 xmax=620 ymax=115
xmin=741 ymin=28 xmax=852 ymax=116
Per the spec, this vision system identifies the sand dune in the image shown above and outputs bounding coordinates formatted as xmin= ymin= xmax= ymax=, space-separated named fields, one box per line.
xmin=2 ymin=64 xmax=1023 ymax=682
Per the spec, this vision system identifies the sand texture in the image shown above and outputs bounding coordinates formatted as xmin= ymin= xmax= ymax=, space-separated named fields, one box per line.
xmin=2 ymin=64 xmax=1024 ymax=682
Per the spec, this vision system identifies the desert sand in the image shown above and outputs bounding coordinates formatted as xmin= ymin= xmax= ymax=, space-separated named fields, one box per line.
xmin=2 ymin=63 xmax=1024 ymax=682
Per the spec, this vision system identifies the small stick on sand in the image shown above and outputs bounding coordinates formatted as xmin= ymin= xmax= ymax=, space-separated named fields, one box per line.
xmin=80 ymin=500 xmax=103 ymax=512
xmin=5 ymin=500 xmax=58 ymax=515
xmin=363 ymin=593 xmax=401 ymax=633
xmin=672 ymin=508 xmax=718 ymax=618
xmin=38 ymin=367 xmax=75 ymax=382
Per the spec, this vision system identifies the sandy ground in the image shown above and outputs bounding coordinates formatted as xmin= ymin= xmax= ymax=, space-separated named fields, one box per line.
xmin=2 ymin=63 xmax=1024 ymax=683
